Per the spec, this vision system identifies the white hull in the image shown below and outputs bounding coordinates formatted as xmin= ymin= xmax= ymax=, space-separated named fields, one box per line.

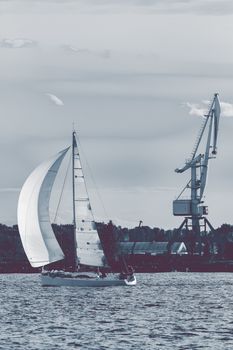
xmin=41 ymin=274 xmax=136 ymax=287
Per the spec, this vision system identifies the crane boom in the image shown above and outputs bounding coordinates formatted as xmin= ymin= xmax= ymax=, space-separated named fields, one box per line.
xmin=212 ymin=94 xmax=221 ymax=155
xmin=200 ymin=94 xmax=221 ymax=198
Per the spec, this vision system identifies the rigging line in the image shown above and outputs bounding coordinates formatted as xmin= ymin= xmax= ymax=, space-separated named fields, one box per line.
xmin=177 ymin=179 xmax=191 ymax=199
xmin=53 ymin=151 xmax=72 ymax=224
xmin=77 ymin=138 xmax=110 ymax=222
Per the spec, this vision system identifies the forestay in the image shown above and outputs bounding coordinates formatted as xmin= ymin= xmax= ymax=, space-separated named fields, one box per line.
xmin=73 ymin=133 xmax=107 ymax=267
xmin=17 ymin=148 xmax=69 ymax=267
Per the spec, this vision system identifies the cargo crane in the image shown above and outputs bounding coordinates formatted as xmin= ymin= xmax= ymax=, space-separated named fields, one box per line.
xmin=173 ymin=94 xmax=221 ymax=252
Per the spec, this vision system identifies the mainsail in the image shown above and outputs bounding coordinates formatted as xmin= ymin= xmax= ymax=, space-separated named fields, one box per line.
xmin=73 ymin=133 xmax=107 ymax=267
xmin=17 ymin=148 xmax=69 ymax=267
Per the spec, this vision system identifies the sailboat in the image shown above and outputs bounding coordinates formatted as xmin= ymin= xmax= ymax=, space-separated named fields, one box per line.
xmin=17 ymin=131 xmax=136 ymax=287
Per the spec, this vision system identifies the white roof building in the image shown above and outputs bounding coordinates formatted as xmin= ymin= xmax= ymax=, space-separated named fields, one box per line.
xmin=118 ymin=241 xmax=188 ymax=256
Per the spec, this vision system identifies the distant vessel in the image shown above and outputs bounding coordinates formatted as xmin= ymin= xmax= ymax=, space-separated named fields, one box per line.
xmin=17 ymin=131 xmax=136 ymax=287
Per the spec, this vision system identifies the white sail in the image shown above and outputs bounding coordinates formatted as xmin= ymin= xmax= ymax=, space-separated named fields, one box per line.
xmin=73 ymin=133 xmax=107 ymax=267
xmin=17 ymin=148 xmax=69 ymax=267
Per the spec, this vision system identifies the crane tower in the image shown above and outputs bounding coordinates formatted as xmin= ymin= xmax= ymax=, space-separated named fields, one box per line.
xmin=173 ymin=94 xmax=221 ymax=251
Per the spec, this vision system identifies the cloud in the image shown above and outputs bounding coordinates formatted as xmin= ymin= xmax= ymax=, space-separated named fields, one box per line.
xmin=186 ymin=102 xmax=207 ymax=117
xmin=46 ymin=93 xmax=64 ymax=106
xmin=62 ymin=45 xmax=111 ymax=59
xmin=186 ymin=100 xmax=233 ymax=118
xmin=1 ymin=0 xmax=233 ymax=16
xmin=100 ymin=186 xmax=176 ymax=195
xmin=0 ymin=188 xmax=20 ymax=193
xmin=0 ymin=38 xmax=37 ymax=48
xmin=219 ymin=102 xmax=233 ymax=117
xmin=84 ymin=0 xmax=233 ymax=16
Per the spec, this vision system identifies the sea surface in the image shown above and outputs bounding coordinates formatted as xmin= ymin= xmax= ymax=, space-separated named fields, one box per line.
xmin=0 ymin=273 xmax=233 ymax=350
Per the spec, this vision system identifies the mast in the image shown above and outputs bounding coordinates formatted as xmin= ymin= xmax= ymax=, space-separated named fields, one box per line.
xmin=72 ymin=131 xmax=78 ymax=271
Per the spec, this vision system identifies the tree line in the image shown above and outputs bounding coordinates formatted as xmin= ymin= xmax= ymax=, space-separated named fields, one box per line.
xmin=0 ymin=222 xmax=233 ymax=272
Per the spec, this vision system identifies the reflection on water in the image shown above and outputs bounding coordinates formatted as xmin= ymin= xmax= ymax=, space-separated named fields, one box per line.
xmin=0 ymin=273 xmax=233 ymax=350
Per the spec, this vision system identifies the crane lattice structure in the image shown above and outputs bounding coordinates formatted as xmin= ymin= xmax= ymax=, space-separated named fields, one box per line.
xmin=173 ymin=93 xmax=221 ymax=253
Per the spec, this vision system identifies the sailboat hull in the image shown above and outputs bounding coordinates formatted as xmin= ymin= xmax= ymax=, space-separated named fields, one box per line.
xmin=40 ymin=274 xmax=136 ymax=287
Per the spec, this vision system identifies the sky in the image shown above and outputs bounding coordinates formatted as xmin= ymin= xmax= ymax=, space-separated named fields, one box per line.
xmin=1 ymin=0 xmax=233 ymax=229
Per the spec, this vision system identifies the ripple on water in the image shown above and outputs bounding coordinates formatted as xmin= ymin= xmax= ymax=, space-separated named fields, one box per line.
xmin=0 ymin=273 xmax=233 ymax=349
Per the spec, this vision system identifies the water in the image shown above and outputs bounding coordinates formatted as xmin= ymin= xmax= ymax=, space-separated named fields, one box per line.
xmin=0 ymin=273 xmax=233 ymax=350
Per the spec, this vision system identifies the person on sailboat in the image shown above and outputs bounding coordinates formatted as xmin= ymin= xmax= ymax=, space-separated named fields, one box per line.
xmin=119 ymin=265 xmax=134 ymax=281
xmin=127 ymin=266 xmax=135 ymax=282
xmin=99 ymin=268 xmax=107 ymax=279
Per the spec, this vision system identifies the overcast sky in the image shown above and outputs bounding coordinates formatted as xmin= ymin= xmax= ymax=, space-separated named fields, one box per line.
xmin=1 ymin=0 xmax=233 ymax=229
